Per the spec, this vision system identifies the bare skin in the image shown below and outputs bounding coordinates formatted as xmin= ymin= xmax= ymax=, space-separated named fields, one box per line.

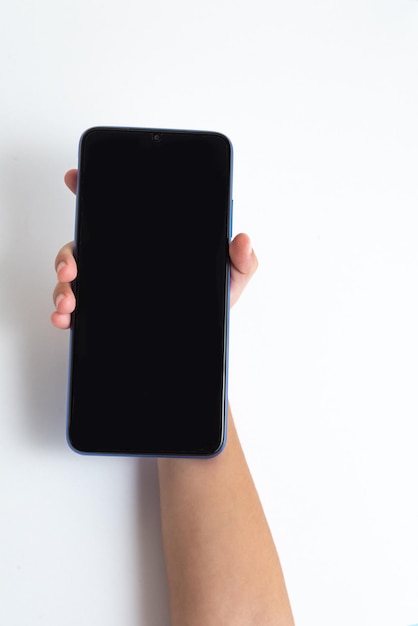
xmin=52 ymin=169 xmax=295 ymax=626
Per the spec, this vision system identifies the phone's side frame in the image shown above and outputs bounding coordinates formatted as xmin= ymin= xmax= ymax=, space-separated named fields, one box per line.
xmin=65 ymin=127 xmax=234 ymax=459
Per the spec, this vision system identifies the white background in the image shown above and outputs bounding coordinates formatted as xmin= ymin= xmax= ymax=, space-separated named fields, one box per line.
xmin=1 ymin=0 xmax=418 ymax=624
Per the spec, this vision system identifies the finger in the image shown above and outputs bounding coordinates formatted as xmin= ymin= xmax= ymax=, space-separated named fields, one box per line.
xmin=229 ymin=233 xmax=258 ymax=308
xmin=230 ymin=233 xmax=257 ymax=275
xmin=51 ymin=264 xmax=76 ymax=329
xmin=64 ymin=169 xmax=78 ymax=195
xmin=50 ymin=311 xmax=72 ymax=330
xmin=51 ymin=172 xmax=78 ymax=330
xmin=52 ymin=282 xmax=76 ymax=314
xmin=54 ymin=241 xmax=77 ymax=283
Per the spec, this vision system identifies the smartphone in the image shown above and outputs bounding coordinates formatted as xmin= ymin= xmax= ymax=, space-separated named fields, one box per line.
xmin=67 ymin=126 xmax=233 ymax=457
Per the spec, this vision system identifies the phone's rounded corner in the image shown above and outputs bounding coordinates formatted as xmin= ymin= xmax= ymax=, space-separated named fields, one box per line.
xmin=78 ymin=125 xmax=108 ymax=152
xmin=78 ymin=126 xmax=93 ymax=146
xmin=225 ymin=133 xmax=234 ymax=156
xmin=201 ymin=129 xmax=233 ymax=158
xmin=209 ymin=437 xmax=227 ymax=458
xmin=65 ymin=434 xmax=80 ymax=456
xmin=203 ymin=415 xmax=229 ymax=459
xmin=79 ymin=125 xmax=101 ymax=139
xmin=217 ymin=131 xmax=233 ymax=158
xmin=65 ymin=428 xmax=87 ymax=457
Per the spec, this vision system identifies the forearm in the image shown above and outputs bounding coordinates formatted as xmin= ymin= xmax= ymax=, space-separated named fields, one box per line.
xmin=157 ymin=408 xmax=294 ymax=626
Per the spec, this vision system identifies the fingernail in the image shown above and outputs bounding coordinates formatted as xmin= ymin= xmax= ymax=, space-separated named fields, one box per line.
xmin=55 ymin=294 xmax=65 ymax=308
xmin=56 ymin=261 xmax=66 ymax=275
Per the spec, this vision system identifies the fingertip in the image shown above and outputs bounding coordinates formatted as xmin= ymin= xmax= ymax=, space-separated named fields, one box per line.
xmin=56 ymin=261 xmax=66 ymax=276
xmin=53 ymin=285 xmax=76 ymax=314
xmin=64 ymin=169 xmax=78 ymax=194
xmin=232 ymin=232 xmax=251 ymax=249
xmin=56 ymin=263 xmax=76 ymax=283
xmin=51 ymin=311 xmax=71 ymax=330
xmin=55 ymin=293 xmax=65 ymax=310
xmin=230 ymin=232 xmax=256 ymax=274
xmin=231 ymin=232 xmax=253 ymax=260
xmin=55 ymin=254 xmax=77 ymax=283
xmin=241 ymin=232 xmax=253 ymax=252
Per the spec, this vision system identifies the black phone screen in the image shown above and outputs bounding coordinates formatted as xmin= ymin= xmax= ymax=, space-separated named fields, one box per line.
xmin=67 ymin=127 xmax=232 ymax=457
